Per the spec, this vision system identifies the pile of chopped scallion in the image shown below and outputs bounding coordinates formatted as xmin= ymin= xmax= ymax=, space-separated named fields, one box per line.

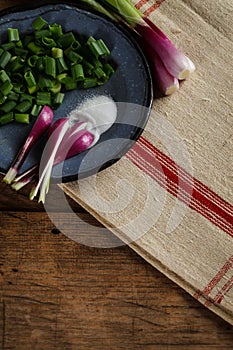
xmin=0 ymin=16 xmax=115 ymax=126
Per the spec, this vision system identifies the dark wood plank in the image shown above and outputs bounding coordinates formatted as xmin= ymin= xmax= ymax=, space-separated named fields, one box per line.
xmin=0 ymin=175 xmax=84 ymax=212
xmin=1 ymin=212 xmax=233 ymax=350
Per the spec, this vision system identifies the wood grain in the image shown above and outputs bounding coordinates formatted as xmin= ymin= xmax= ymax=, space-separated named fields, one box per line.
xmin=1 ymin=210 xmax=233 ymax=350
xmin=0 ymin=0 xmax=233 ymax=348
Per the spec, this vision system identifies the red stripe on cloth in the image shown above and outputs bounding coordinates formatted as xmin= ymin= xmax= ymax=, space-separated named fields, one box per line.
xmin=127 ymin=148 xmax=232 ymax=235
xmin=135 ymin=0 xmax=149 ymax=10
xmin=139 ymin=137 xmax=233 ymax=216
xmin=143 ymin=1 xmax=165 ymax=16
xmin=204 ymin=275 xmax=233 ymax=307
xmin=216 ymin=276 xmax=233 ymax=304
xmin=193 ymin=255 xmax=233 ymax=300
xmin=126 ymin=138 xmax=233 ymax=237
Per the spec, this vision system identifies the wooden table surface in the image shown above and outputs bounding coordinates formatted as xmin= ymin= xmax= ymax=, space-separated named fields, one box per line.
xmin=1 ymin=1 xmax=233 ymax=349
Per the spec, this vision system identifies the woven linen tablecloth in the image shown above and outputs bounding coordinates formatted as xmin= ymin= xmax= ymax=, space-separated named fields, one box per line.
xmin=59 ymin=0 xmax=233 ymax=324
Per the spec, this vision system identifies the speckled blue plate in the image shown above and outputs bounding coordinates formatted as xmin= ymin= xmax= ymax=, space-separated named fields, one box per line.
xmin=0 ymin=1 xmax=153 ymax=182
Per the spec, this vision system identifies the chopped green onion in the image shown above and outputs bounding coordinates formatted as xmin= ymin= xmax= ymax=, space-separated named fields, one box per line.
xmin=31 ymin=104 xmax=42 ymax=117
xmin=12 ymin=73 xmax=24 ymax=84
xmin=0 ymin=100 xmax=17 ymax=113
xmin=9 ymin=56 xmax=24 ymax=72
xmin=0 ymin=15 xmax=115 ymax=125
xmin=0 ymin=70 xmax=10 ymax=82
xmin=15 ymin=100 xmax=32 ymax=113
xmin=57 ymin=32 xmax=76 ymax=49
xmin=89 ymin=56 xmax=103 ymax=68
xmin=56 ymin=57 xmax=68 ymax=73
xmin=14 ymin=47 xmax=28 ymax=59
xmin=27 ymin=55 xmax=38 ymax=67
xmin=41 ymin=36 xmax=56 ymax=48
xmin=24 ymin=71 xmax=36 ymax=88
xmin=22 ymin=34 xmax=34 ymax=47
xmin=34 ymin=29 xmax=51 ymax=40
xmin=95 ymin=66 xmax=106 ymax=79
xmin=88 ymin=38 xmax=110 ymax=57
xmin=13 ymin=83 xmax=26 ymax=94
xmin=45 ymin=56 xmax=56 ymax=78
xmin=32 ymin=16 xmax=48 ymax=30
xmin=71 ymin=64 xmax=85 ymax=81
xmin=103 ymin=63 xmax=115 ymax=77
xmin=83 ymin=61 xmax=94 ymax=75
xmin=63 ymin=77 xmax=77 ymax=90
xmin=0 ymin=94 xmax=6 ymax=104
xmin=16 ymin=40 xmax=23 ymax=48
xmin=7 ymin=91 xmax=19 ymax=101
xmin=1 ymin=80 xmax=13 ymax=95
xmin=49 ymin=23 xmax=63 ymax=39
xmin=36 ymin=91 xmax=51 ymax=105
xmin=56 ymin=73 xmax=68 ymax=82
xmin=36 ymin=56 xmax=44 ymax=71
xmin=15 ymin=113 xmax=30 ymax=124
xmin=38 ymin=75 xmax=53 ymax=90
xmin=1 ymin=42 xmax=15 ymax=51
xmin=83 ymin=77 xmax=98 ymax=88
xmin=27 ymin=41 xmax=44 ymax=54
xmin=51 ymin=47 xmax=63 ymax=58
xmin=70 ymin=40 xmax=81 ymax=51
xmin=0 ymin=112 xmax=14 ymax=125
xmin=20 ymin=93 xmax=34 ymax=103
xmin=8 ymin=28 xmax=20 ymax=42
xmin=50 ymin=81 xmax=61 ymax=94
xmin=53 ymin=92 xmax=65 ymax=108
xmin=0 ymin=51 xmax=12 ymax=68
xmin=65 ymin=50 xmax=83 ymax=63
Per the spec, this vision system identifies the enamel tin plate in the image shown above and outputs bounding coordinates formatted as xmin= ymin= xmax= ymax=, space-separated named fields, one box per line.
xmin=0 ymin=1 xmax=153 ymax=182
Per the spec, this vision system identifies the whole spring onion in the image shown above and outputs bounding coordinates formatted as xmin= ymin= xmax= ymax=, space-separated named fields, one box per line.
xmin=12 ymin=94 xmax=117 ymax=192
xmin=81 ymin=0 xmax=195 ymax=94
xmin=12 ymin=120 xmax=95 ymax=191
xmin=34 ymin=95 xmax=117 ymax=203
xmin=3 ymin=105 xmax=53 ymax=184
xmin=10 ymin=95 xmax=117 ymax=203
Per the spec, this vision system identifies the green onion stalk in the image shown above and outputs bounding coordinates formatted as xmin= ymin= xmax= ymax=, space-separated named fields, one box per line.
xmin=80 ymin=0 xmax=195 ymax=95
